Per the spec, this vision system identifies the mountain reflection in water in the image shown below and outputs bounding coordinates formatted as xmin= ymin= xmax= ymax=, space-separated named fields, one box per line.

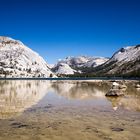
xmin=107 ymin=87 xmax=140 ymax=111
xmin=0 ymin=80 xmax=140 ymax=119
xmin=0 ymin=80 xmax=51 ymax=119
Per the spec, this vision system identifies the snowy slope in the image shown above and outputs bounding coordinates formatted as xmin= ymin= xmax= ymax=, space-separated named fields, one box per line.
xmin=58 ymin=56 xmax=108 ymax=68
xmin=108 ymin=45 xmax=140 ymax=62
xmin=52 ymin=62 xmax=77 ymax=75
xmin=52 ymin=56 xmax=108 ymax=75
xmin=0 ymin=36 xmax=54 ymax=78
xmin=83 ymin=57 xmax=109 ymax=67
xmin=89 ymin=45 xmax=140 ymax=76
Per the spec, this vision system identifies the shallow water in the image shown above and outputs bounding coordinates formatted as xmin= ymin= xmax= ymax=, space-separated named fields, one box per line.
xmin=0 ymin=80 xmax=140 ymax=140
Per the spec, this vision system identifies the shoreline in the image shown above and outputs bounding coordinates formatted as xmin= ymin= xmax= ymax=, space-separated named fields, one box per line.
xmin=0 ymin=77 xmax=140 ymax=81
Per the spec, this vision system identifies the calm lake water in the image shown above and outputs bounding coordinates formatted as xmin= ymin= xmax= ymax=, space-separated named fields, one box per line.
xmin=0 ymin=80 xmax=140 ymax=140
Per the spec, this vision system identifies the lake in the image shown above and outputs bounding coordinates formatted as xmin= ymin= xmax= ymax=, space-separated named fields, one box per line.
xmin=0 ymin=80 xmax=140 ymax=140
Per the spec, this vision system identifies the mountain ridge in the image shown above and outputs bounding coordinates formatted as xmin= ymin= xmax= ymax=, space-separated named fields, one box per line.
xmin=0 ymin=36 xmax=139 ymax=78
xmin=52 ymin=56 xmax=109 ymax=75
xmin=81 ymin=45 xmax=140 ymax=77
xmin=0 ymin=36 xmax=55 ymax=78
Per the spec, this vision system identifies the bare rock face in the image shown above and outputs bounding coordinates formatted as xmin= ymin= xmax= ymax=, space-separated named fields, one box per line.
xmin=0 ymin=36 xmax=54 ymax=78
xmin=52 ymin=62 xmax=77 ymax=75
xmin=52 ymin=56 xmax=108 ymax=75
xmin=93 ymin=45 xmax=140 ymax=76
xmin=105 ymin=45 xmax=140 ymax=75
xmin=59 ymin=56 xmax=108 ymax=68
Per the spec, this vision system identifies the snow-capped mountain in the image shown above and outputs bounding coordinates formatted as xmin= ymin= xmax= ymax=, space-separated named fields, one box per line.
xmin=90 ymin=45 xmax=140 ymax=76
xmin=82 ymin=57 xmax=109 ymax=68
xmin=52 ymin=63 xmax=77 ymax=75
xmin=0 ymin=36 xmax=54 ymax=78
xmin=52 ymin=56 xmax=108 ymax=75
xmin=57 ymin=56 xmax=108 ymax=68
xmin=53 ymin=45 xmax=140 ymax=77
xmin=48 ymin=64 xmax=55 ymax=69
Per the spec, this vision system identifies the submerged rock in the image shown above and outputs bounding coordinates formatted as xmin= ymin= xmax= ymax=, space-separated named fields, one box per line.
xmin=11 ymin=122 xmax=29 ymax=128
xmin=111 ymin=127 xmax=124 ymax=132
xmin=106 ymin=81 xmax=126 ymax=96
xmin=105 ymin=89 xmax=124 ymax=96
xmin=119 ymin=84 xmax=127 ymax=89
xmin=135 ymin=84 xmax=140 ymax=88
xmin=112 ymin=82 xmax=127 ymax=90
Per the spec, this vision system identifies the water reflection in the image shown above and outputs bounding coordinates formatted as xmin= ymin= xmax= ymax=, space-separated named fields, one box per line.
xmin=0 ymin=80 xmax=51 ymax=119
xmin=107 ymin=87 xmax=140 ymax=111
xmin=0 ymin=80 xmax=140 ymax=119
xmin=51 ymin=81 xmax=109 ymax=99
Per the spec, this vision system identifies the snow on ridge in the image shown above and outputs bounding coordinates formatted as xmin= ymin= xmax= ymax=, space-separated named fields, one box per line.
xmin=52 ymin=56 xmax=109 ymax=75
xmin=111 ymin=45 xmax=140 ymax=62
xmin=54 ymin=63 xmax=76 ymax=75
xmin=56 ymin=56 xmax=108 ymax=68
xmin=0 ymin=36 xmax=24 ymax=46
xmin=0 ymin=36 xmax=55 ymax=78
xmin=0 ymin=36 xmax=15 ymax=42
xmin=84 ymin=57 xmax=109 ymax=67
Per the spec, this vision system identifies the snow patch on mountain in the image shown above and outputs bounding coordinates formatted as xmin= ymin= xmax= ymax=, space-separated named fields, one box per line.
xmin=56 ymin=56 xmax=108 ymax=68
xmin=82 ymin=57 xmax=109 ymax=67
xmin=0 ymin=36 xmax=55 ymax=78
xmin=110 ymin=45 xmax=140 ymax=62
xmin=52 ymin=63 xmax=77 ymax=75
xmin=52 ymin=56 xmax=108 ymax=75
xmin=98 ymin=45 xmax=140 ymax=75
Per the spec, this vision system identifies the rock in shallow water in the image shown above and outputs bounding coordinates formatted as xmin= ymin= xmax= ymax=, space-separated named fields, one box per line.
xmin=111 ymin=127 xmax=124 ymax=132
xmin=11 ymin=122 xmax=29 ymax=128
xmin=112 ymin=82 xmax=127 ymax=90
xmin=135 ymin=84 xmax=140 ymax=88
xmin=105 ymin=89 xmax=124 ymax=96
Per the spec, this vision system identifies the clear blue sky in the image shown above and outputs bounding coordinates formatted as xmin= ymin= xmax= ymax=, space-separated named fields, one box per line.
xmin=0 ymin=0 xmax=140 ymax=64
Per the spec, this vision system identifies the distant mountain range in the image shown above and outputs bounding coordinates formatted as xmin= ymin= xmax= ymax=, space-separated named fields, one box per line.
xmin=52 ymin=56 xmax=109 ymax=75
xmin=82 ymin=45 xmax=140 ymax=77
xmin=0 ymin=36 xmax=140 ymax=78
xmin=52 ymin=46 xmax=140 ymax=77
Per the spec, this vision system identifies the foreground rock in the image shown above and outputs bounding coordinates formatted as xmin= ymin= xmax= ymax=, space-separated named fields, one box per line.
xmin=0 ymin=36 xmax=55 ymax=78
xmin=106 ymin=89 xmax=125 ymax=96
xmin=135 ymin=84 xmax=140 ymax=88
xmin=105 ymin=82 xmax=126 ymax=96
